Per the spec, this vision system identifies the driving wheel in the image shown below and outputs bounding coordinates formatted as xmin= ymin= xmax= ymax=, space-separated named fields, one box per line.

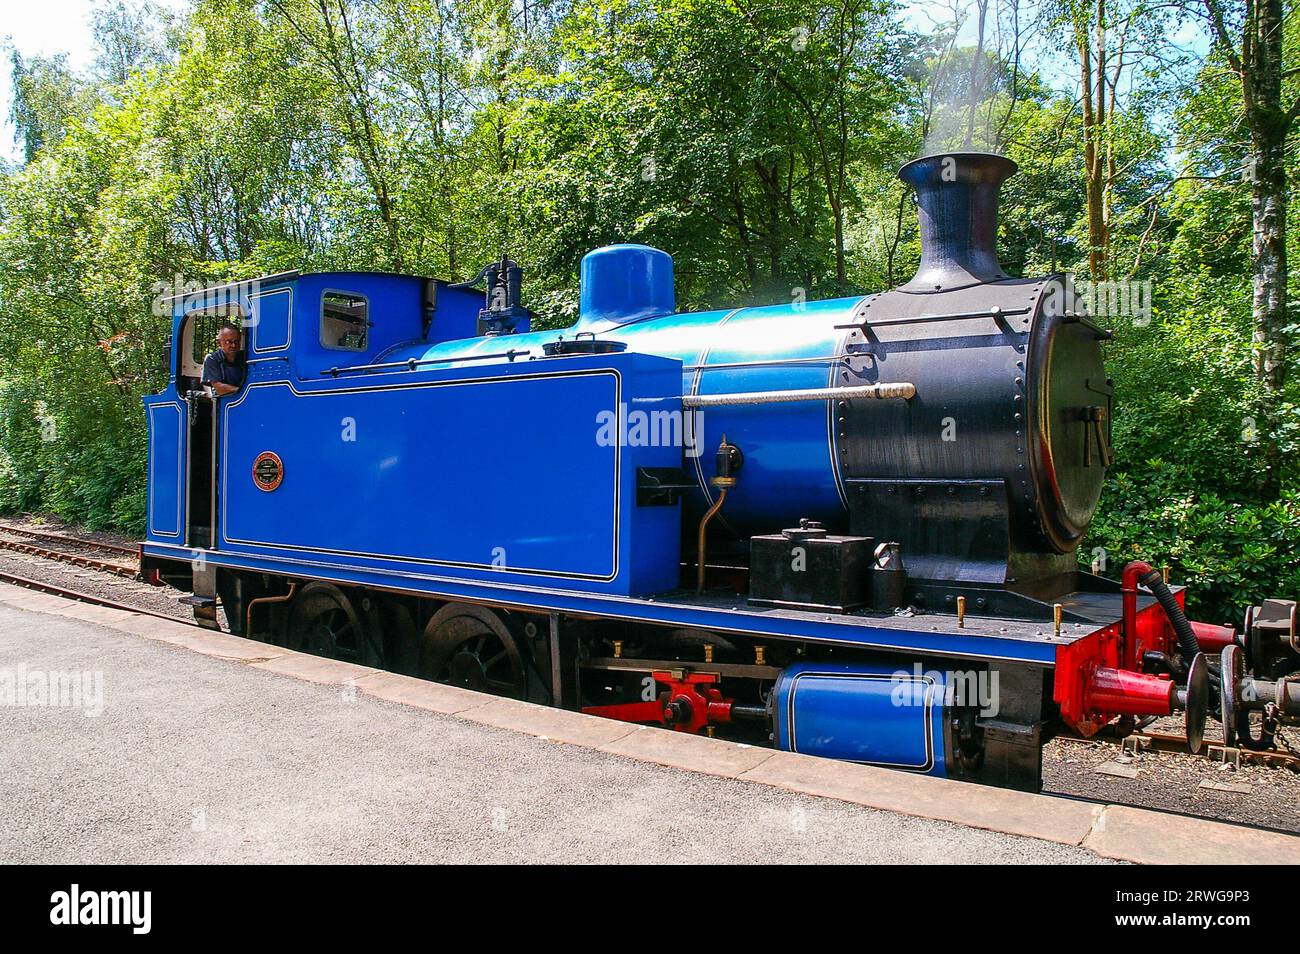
xmin=284 ymin=582 xmax=382 ymax=666
xmin=419 ymin=604 xmax=528 ymax=698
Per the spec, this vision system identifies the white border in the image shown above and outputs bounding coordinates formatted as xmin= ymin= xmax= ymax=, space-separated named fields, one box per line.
xmin=147 ymin=402 xmax=184 ymax=539
xmin=786 ymin=670 xmax=936 ymax=771
xmin=250 ymin=286 xmax=293 ymax=354
xmin=219 ymin=367 xmax=624 ymax=582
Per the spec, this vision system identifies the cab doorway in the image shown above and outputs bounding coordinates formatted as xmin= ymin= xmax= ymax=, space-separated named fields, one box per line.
xmin=177 ymin=308 xmax=244 ymax=550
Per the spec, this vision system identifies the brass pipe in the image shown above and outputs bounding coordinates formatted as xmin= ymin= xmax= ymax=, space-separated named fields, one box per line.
xmin=696 ymin=488 xmax=729 ymax=593
xmin=245 ymin=582 xmax=298 ymax=636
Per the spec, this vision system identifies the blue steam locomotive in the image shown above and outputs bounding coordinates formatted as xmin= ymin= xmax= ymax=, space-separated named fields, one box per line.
xmin=141 ymin=152 xmax=1299 ymax=790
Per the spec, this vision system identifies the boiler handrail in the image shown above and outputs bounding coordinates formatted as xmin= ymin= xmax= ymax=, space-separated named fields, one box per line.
xmin=681 ymin=383 xmax=915 ymax=408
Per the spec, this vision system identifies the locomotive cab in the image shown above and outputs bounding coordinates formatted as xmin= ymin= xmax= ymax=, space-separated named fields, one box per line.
xmin=143 ymin=271 xmax=493 ymax=557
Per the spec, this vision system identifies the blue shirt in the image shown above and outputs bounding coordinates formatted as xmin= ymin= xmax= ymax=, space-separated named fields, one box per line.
xmin=201 ymin=350 xmax=245 ymax=390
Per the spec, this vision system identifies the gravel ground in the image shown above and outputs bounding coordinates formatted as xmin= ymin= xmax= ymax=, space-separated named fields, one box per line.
xmin=1043 ymin=726 xmax=1300 ymax=834
xmin=0 ymin=604 xmax=1111 ymax=865
xmin=0 ymin=548 xmax=188 ymax=620
xmin=2 ymin=514 xmax=1295 ymax=836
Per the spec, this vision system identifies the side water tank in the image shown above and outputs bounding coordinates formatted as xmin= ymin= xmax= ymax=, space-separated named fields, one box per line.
xmin=577 ymin=244 xmax=675 ymax=328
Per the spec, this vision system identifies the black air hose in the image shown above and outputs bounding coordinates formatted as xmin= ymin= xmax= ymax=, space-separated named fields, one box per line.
xmin=1137 ymin=567 xmax=1202 ymax=662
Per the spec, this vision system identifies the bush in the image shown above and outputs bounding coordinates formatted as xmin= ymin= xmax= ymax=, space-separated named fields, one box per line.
xmin=1083 ymin=463 xmax=1300 ymax=625
xmin=0 ymin=379 xmax=147 ymax=534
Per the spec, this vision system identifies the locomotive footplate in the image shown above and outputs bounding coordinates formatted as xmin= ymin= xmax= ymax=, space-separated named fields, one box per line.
xmin=143 ymin=539 xmax=1092 ymax=662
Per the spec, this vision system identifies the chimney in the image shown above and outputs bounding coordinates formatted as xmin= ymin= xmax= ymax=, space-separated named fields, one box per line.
xmin=898 ymin=152 xmax=1017 ymax=292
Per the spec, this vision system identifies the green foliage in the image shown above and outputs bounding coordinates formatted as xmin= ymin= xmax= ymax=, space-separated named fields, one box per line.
xmin=1086 ymin=465 xmax=1300 ymax=624
xmin=0 ymin=380 xmax=146 ymax=530
xmin=6 ymin=50 xmax=86 ymax=162
xmin=493 ymin=0 xmax=919 ymax=307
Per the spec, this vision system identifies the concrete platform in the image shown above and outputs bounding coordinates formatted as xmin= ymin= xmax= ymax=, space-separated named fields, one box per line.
xmin=0 ymin=584 xmax=1296 ymax=864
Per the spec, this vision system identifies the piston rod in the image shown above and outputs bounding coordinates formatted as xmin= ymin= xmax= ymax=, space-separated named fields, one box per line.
xmin=681 ymin=382 xmax=916 ymax=408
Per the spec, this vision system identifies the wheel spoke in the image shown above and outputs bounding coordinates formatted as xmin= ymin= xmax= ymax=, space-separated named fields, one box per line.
xmin=425 ymin=610 xmax=526 ymax=698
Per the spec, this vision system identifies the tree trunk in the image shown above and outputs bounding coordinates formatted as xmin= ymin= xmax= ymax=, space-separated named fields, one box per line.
xmin=1076 ymin=0 xmax=1109 ymax=282
xmin=1245 ymin=0 xmax=1289 ymax=498
xmin=831 ymin=197 xmax=846 ymax=287
xmin=1250 ymin=126 xmax=1287 ymax=496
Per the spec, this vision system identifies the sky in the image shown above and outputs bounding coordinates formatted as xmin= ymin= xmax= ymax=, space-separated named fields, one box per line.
xmin=0 ymin=0 xmax=191 ymax=162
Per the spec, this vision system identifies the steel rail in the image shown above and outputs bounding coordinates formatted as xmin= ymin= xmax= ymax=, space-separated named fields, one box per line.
xmin=0 ymin=538 xmax=138 ymax=579
xmin=0 ymin=523 xmax=137 ymax=556
xmin=0 ymin=569 xmax=196 ymax=626
xmin=1058 ymin=728 xmax=1299 ymax=769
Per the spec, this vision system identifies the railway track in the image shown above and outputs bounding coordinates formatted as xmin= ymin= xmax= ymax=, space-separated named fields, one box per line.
xmin=1124 ymin=729 xmax=1300 ymax=770
xmin=0 ymin=522 xmax=137 ymax=556
xmin=0 ymin=523 xmax=138 ymax=578
xmin=1057 ymin=727 xmax=1300 ymax=770
xmin=0 ymin=567 xmax=193 ymax=626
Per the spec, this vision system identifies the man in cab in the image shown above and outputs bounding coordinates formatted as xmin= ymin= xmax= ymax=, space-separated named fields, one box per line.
xmin=201 ymin=322 xmax=246 ymax=396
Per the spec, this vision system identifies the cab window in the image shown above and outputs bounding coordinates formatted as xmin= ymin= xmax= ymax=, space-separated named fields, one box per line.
xmin=321 ymin=291 xmax=368 ymax=351
xmin=191 ymin=310 xmax=243 ymax=366
xmin=179 ymin=308 xmax=243 ymax=388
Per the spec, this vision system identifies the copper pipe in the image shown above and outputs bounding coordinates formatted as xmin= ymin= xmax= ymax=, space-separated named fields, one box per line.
xmin=696 ymin=488 xmax=729 ymax=593
xmin=245 ymin=582 xmax=297 ymax=636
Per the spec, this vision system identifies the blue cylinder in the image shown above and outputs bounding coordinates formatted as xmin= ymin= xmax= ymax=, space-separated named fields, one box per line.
xmin=773 ymin=662 xmax=952 ymax=776
xmin=577 ymin=244 xmax=675 ymax=328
